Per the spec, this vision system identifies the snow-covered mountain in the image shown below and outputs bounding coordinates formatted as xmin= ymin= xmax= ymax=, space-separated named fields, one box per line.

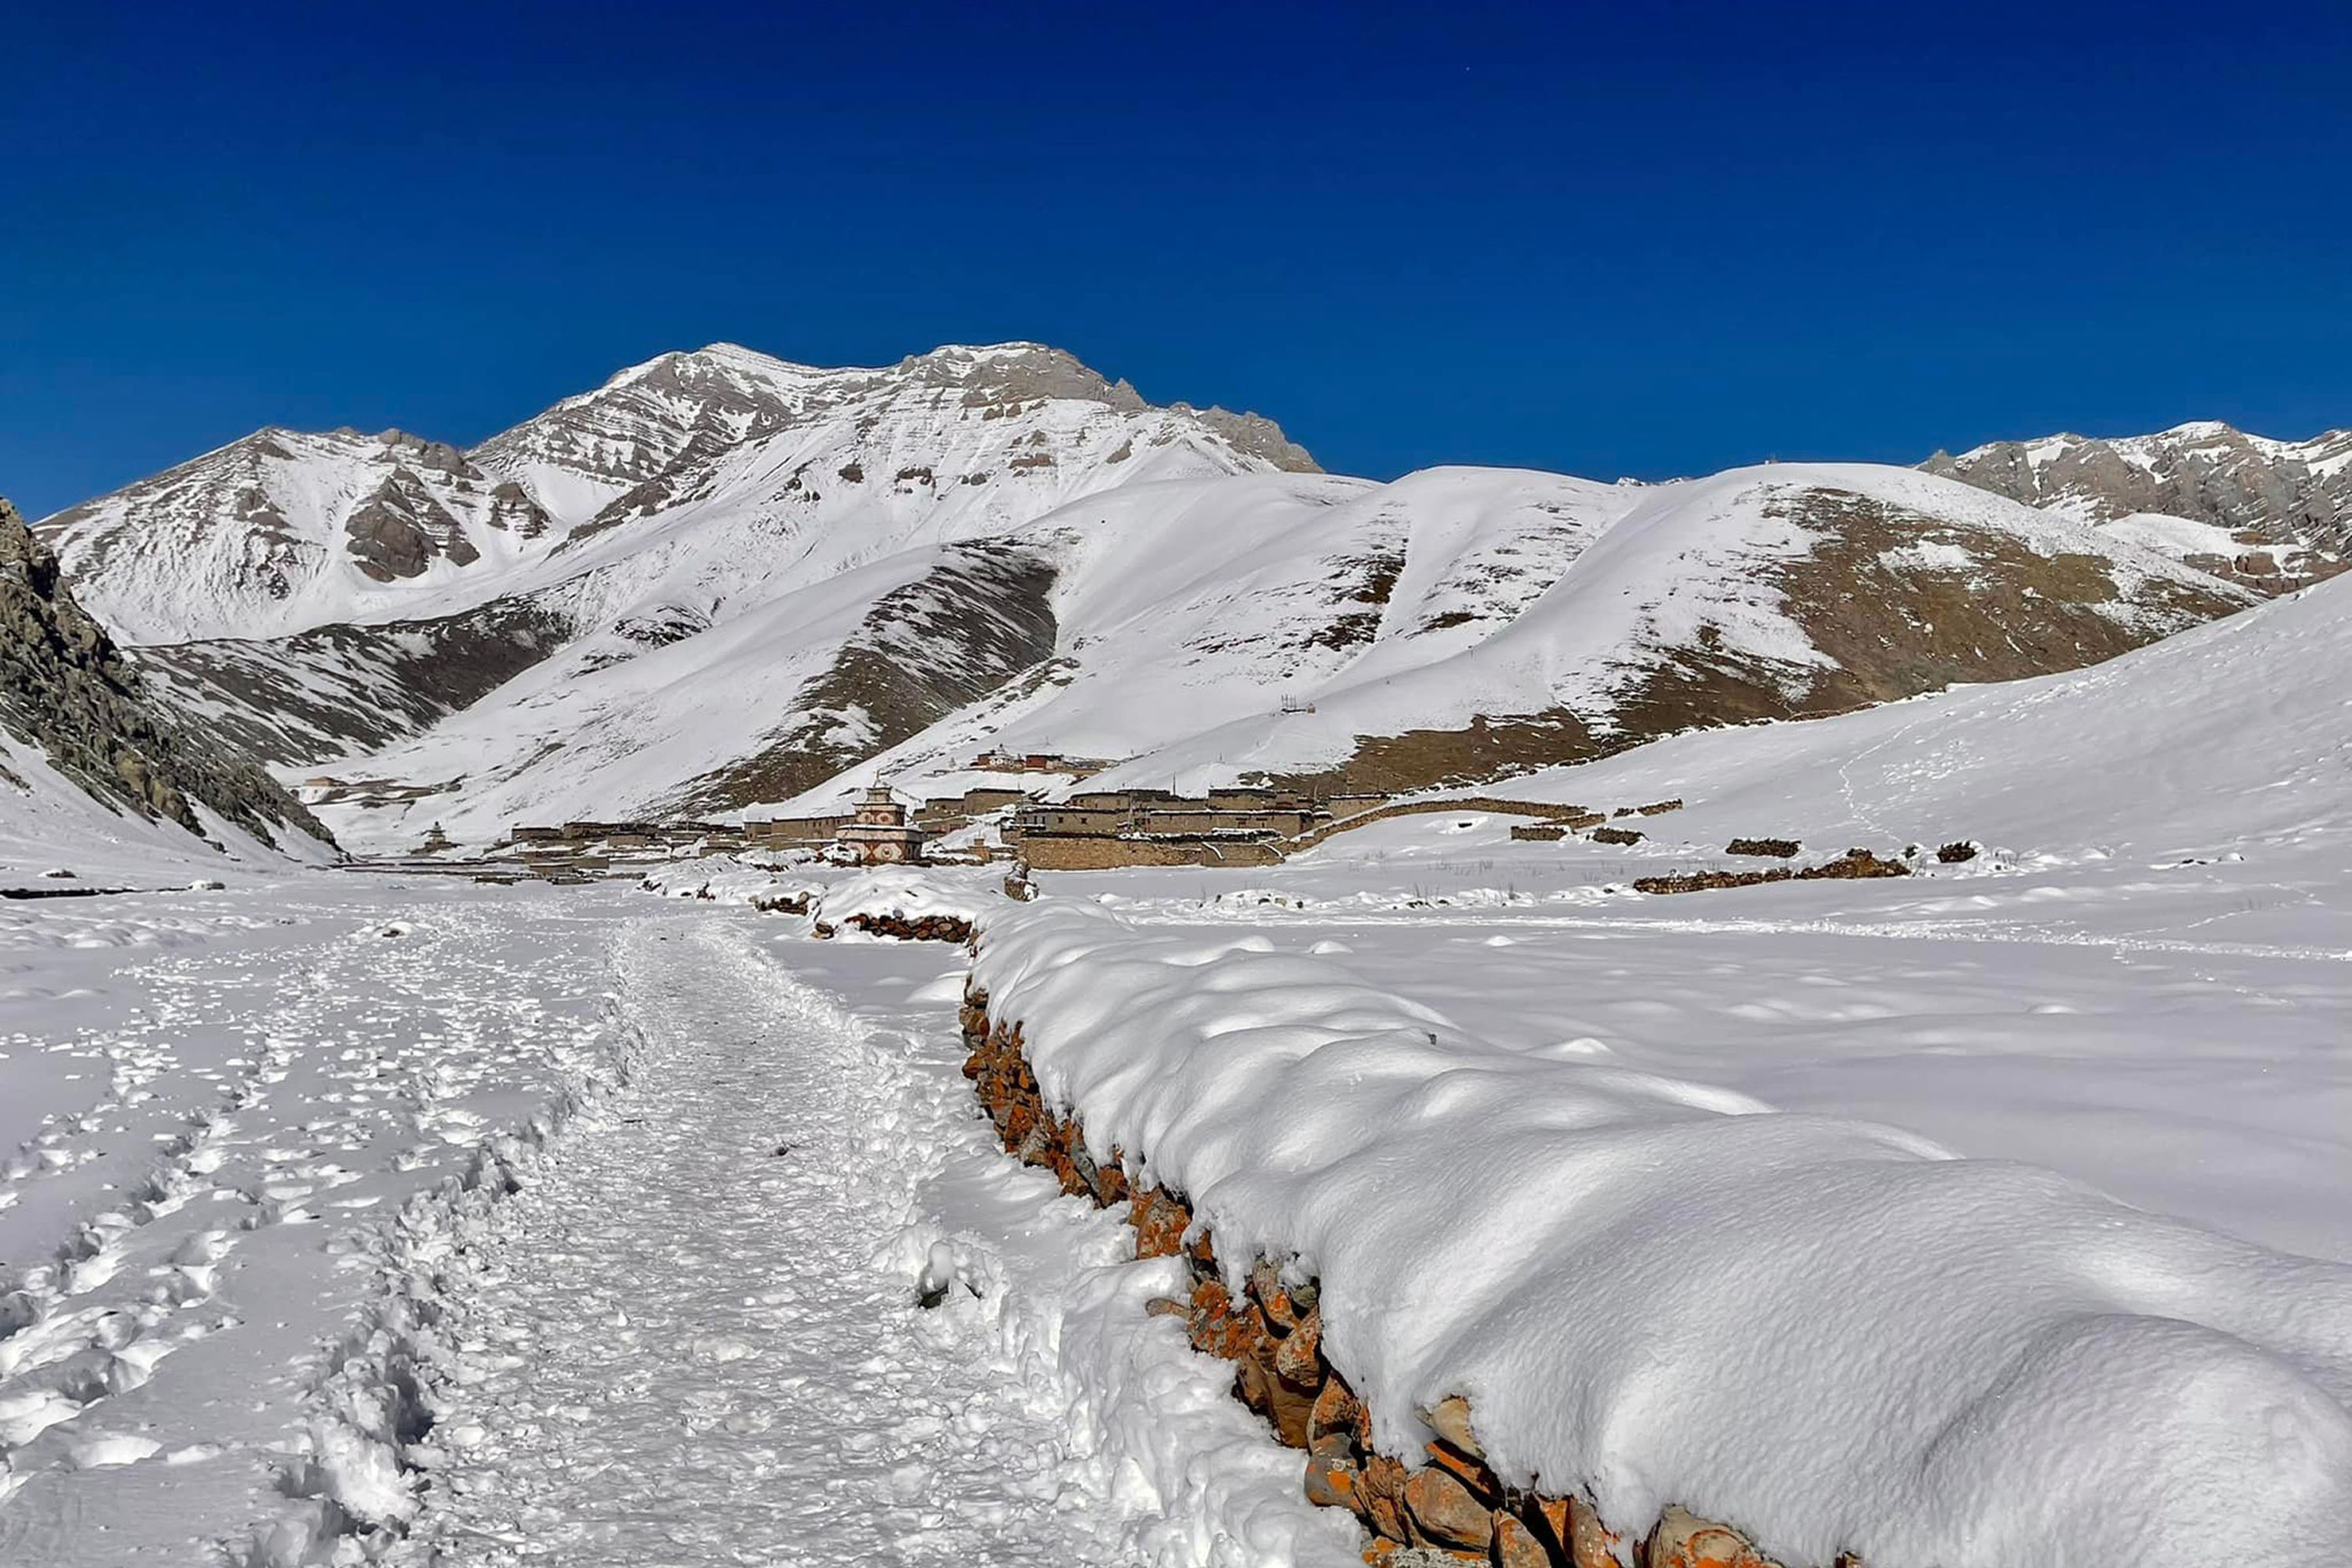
xmin=256 ymin=459 xmax=2244 ymax=851
xmin=799 ymin=461 xmax=2249 ymax=806
xmin=40 ymin=342 xmax=1318 ymax=647
xmin=472 ymin=339 xmax=1318 ymax=533
xmin=1923 ymin=421 xmax=2352 ymax=592
xmin=39 ymin=427 xmax=558 ymax=644
xmin=0 ymin=496 xmax=333 ymax=876
xmin=35 ymin=346 xmax=2264 ymax=852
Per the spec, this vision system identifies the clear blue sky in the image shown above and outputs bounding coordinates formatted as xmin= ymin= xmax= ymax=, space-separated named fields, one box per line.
xmin=5 ymin=1 xmax=2349 ymax=517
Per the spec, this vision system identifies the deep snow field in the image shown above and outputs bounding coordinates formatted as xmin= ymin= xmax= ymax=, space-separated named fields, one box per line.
xmin=0 ymin=875 xmax=1364 ymax=1567
xmin=7 ymin=581 xmax=2352 ymax=1568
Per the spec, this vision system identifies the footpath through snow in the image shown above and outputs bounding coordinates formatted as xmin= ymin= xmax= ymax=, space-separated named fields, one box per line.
xmin=409 ymin=916 xmax=1356 ymax=1567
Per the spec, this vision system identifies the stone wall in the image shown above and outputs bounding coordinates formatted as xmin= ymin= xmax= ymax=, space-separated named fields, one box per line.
xmin=959 ymin=988 xmax=1829 ymax=1568
xmin=1017 ymin=833 xmax=1286 ymax=871
xmin=1633 ymin=850 xmax=1909 ymax=895
xmin=811 ymin=911 xmax=974 ymax=943
xmin=1290 ymin=795 xmax=1591 ymax=852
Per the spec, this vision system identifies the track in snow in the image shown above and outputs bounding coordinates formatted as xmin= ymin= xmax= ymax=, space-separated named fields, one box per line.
xmin=415 ymin=919 xmax=1130 ymax=1566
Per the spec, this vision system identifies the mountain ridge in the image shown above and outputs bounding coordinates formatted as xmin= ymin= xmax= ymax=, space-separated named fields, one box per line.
xmin=27 ymin=352 xmax=2302 ymax=854
xmin=39 ymin=342 xmax=1322 ymax=646
xmin=1923 ymin=419 xmax=2351 ymax=592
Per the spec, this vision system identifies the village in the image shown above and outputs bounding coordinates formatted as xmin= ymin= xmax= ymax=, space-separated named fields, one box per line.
xmin=372 ymin=749 xmax=1641 ymax=880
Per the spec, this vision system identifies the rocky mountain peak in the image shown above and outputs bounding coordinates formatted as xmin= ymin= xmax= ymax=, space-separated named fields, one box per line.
xmin=1923 ymin=420 xmax=2352 ymax=593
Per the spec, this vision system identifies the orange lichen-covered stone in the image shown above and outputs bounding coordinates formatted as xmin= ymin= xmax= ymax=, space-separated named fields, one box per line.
xmin=1304 ymin=1453 xmax=1362 ymax=1512
xmin=1646 ymin=1505 xmax=1782 ymax=1568
xmin=1494 ymin=1511 xmax=1557 ymax=1568
xmin=1422 ymin=1393 xmax=1484 ymax=1460
xmin=1266 ymin=1362 xmax=1317 ymax=1448
xmin=1402 ymin=1465 xmax=1495 ymax=1552
xmin=1308 ymin=1374 xmax=1363 ymax=1456
xmin=1422 ymin=1439 xmax=1502 ymax=1504
xmin=1358 ymin=1452 xmax=1410 ymax=1542
xmin=1128 ymin=1186 xmax=1190 ymax=1259
xmin=1273 ymin=1305 xmax=1322 ymax=1384
xmin=1567 ymin=1495 xmax=1625 ymax=1568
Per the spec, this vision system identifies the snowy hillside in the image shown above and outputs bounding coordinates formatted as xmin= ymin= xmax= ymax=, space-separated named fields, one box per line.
xmin=0 ymin=730 xmax=329 ymax=885
xmin=1473 ymin=564 xmax=2352 ymax=863
xmin=1050 ymin=462 xmax=2249 ymax=800
xmin=1925 ymin=421 xmax=2352 ymax=591
xmin=37 ymin=427 xmax=559 ymax=644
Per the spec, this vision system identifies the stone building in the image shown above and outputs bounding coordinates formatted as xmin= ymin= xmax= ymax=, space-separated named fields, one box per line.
xmin=1005 ymin=786 xmax=1338 ymax=869
xmin=837 ymin=783 xmax=927 ymax=865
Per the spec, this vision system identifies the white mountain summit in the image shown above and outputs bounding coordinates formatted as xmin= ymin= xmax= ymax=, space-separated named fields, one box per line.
xmin=41 ymin=342 xmax=1318 ymax=646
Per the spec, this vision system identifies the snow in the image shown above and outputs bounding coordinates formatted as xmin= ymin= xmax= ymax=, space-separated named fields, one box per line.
xmin=37 ymin=427 xmax=565 ymax=645
xmin=2096 ymin=511 xmax=2244 ymax=560
xmin=0 ymin=877 xmax=1359 ymax=1566
xmin=7 ymin=568 xmax=2352 ymax=1566
xmin=817 ymin=864 xmax=1004 ymax=928
xmin=638 ymin=851 xmax=821 ymax=906
xmin=42 ymin=344 xmax=1310 ymax=649
xmin=0 ymin=732 xmax=333 ymax=889
xmin=1874 ymin=540 xmax=1977 ymax=572
xmin=0 ymin=882 xmax=633 ymax=1562
xmin=302 ymin=453 xmax=2237 ymax=853
xmin=404 ymin=920 xmax=1358 ymax=1567
xmin=970 ymin=896 xmax=2352 ymax=1568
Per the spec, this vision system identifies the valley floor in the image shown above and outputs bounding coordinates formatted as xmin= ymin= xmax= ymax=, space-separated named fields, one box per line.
xmin=0 ymin=845 xmax=2345 ymax=1564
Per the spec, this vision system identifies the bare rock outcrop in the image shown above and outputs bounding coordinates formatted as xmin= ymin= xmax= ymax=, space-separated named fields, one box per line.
xmin=1924 ymin=422 xmax=2352 ymax=591
xmin=0 ymin=497 xmax=334 ymax=848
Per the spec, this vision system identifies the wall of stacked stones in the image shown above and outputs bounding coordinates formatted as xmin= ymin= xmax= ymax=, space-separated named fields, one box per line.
xmin=959 ymin=985 xmax=1838 ymax=1568
xmin=810 ymin=911 xmax=975 ymax=942
xmin=1015 ymin=834 xmax=1285 ymax=870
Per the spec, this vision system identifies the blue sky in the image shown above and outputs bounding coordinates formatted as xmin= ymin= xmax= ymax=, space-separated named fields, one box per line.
xmin=5 ymin=1 xmax=2349 ymax=517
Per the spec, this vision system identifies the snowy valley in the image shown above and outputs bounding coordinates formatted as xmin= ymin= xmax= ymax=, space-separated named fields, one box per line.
xmin=2 ymin=347 xmax=2349 ymax=1568
xmin=31 ymin=343 xmax=2298 ymax=856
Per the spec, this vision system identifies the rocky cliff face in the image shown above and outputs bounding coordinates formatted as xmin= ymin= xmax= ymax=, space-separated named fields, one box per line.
xmin=1923 ymin=423 xmax=2352 ymax=593
xmin=0 ymin=497 xmax=333 ymax=850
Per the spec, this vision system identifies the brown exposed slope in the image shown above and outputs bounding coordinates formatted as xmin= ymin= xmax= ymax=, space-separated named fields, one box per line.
xmin=140 ymin=596 xmax=576 ymax=766
xmin=682 ymin=544 xmax=1060 ymax=810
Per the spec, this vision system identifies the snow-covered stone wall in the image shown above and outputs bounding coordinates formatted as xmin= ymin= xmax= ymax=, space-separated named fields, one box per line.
xmin=964 ymin=898 xmax=2352 ymax=1568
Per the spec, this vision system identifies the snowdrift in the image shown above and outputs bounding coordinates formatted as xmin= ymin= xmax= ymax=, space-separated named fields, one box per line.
xmin=811 ymin=864 xmax=1001 ymax=934
xmin=636 ymin=857 xmax=1002 ymax=938
xmin=968 ymin=897 xmax=2352 ymax=1568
